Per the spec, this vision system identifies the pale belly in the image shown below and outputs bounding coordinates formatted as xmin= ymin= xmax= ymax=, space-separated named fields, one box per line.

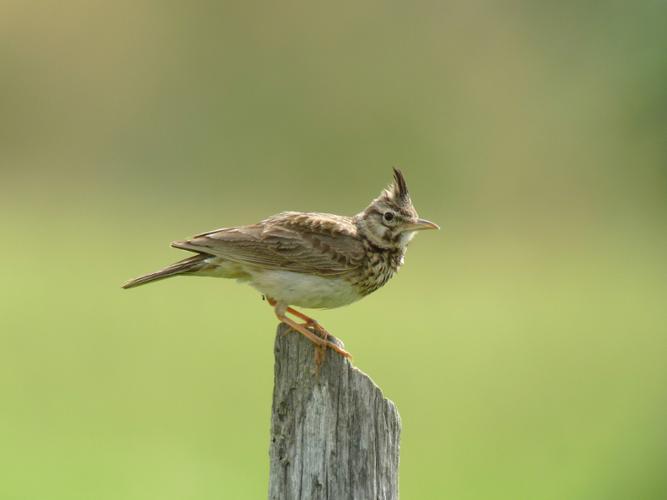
xmin=246 ymin=269 xmax=361 ymax=309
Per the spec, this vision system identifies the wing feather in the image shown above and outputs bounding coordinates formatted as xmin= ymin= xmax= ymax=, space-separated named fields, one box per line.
xmin=172 ymin=212 xmax=364 ymax=276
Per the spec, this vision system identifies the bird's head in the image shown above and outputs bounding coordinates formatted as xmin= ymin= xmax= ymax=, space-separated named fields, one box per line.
xmin=356 ymin=168 xmax=439 ymax=249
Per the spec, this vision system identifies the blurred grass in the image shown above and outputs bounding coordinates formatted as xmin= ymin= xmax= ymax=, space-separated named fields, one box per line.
xmin=2 ymin=1 xmax=667 ymax=499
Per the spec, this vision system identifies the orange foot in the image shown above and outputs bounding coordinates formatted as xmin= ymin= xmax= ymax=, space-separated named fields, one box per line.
xmin=267 ymin=297 xmax=351 ymax=358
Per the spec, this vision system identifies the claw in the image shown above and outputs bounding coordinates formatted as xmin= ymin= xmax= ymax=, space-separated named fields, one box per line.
xmin=270 ymin=302 xmax=351 ymax=359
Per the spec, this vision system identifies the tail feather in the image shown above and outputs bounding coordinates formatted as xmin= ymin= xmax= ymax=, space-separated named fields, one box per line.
xmin=122 ymin=254 xmax=209 ymax=289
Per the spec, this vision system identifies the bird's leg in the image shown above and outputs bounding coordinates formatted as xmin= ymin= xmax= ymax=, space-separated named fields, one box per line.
xmin=267 ymin=298 xmax=330 ymax=341
xmin=284 ymin=307 xmax=330 ymax=342
xmin=271 ymin=302 xmax=351 ymax=358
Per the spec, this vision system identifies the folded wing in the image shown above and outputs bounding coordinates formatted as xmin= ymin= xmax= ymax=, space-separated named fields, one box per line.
xmin=172 ymin=212 xmax=364 ymax=277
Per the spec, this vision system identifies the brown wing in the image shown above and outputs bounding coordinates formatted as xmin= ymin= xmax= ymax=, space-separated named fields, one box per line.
xmin=171 ymin=212 xmax=364 ymax=276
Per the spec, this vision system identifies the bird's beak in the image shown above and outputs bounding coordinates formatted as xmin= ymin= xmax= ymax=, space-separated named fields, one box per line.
xmin=405 ymin=218 xmax=440 ymax=231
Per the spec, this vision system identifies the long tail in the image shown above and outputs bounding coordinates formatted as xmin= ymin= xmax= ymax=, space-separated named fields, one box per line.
xmin=122 ymin=254 xmax=210 ymax=289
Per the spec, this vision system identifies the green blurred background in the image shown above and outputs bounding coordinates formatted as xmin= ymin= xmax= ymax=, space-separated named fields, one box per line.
xmin=2 ymin=1 xmax=666 ymax=499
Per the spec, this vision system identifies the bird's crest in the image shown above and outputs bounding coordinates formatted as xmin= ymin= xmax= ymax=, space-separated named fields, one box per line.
xmin=383 ymin=167 xmax=410 ymax=204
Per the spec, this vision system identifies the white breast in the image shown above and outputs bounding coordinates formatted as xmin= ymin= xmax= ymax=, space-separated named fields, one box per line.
xmin=246 ymin=269 xmax=361 ymax=309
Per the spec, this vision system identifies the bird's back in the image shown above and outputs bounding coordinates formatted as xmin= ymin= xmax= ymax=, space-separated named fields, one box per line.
xmin=173 ymin=211 xmax=366 ymax=278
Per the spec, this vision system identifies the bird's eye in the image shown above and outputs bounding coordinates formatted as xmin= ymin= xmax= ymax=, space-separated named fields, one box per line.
xmin=383 ymin=211 xmax=395 ymax=222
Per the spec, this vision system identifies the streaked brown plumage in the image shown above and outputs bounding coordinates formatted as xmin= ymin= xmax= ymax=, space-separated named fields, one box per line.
xmin=123 ymin=168 xmax=438 ymax=357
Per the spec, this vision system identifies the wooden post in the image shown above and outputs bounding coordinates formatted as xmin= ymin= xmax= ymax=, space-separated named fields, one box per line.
xmin=268 ymin=323 xmax=401 ymax=500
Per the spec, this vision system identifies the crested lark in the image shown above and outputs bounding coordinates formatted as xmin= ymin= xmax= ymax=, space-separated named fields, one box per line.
xmin=123 ymin=168 xmax=438 ymax=357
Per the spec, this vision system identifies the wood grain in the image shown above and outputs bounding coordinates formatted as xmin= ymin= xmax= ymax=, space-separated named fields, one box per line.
xmin=268 ymin=324 xmax=401 ymax=500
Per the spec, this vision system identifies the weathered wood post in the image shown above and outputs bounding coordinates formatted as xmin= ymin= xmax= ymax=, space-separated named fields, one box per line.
xmin=268 ymin=324 xmax=401 ymax=500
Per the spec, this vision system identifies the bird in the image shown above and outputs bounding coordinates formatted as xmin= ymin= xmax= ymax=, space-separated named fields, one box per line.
xmin=122 ymin=168 xmax=438 ymax=358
